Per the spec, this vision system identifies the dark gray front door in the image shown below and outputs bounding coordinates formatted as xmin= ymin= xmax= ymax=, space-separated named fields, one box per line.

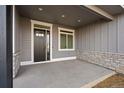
xmin=34 ymin=29 xmax=46 ymax=62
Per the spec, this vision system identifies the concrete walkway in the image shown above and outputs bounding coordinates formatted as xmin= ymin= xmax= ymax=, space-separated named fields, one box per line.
xmin=13 ymin=60 xmax=114 ymax=88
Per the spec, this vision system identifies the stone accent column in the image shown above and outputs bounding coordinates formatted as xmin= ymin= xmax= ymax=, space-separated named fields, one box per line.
xmin=13 ymin=52 xmax=20 ymax=78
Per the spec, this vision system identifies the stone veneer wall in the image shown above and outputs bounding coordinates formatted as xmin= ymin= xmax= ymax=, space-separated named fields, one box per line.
xmin=77 ymin=51 xmax=124 ymax=71
xmin=13 ymin=52 xmax=21 ymax=78
xmin=77 ymin=14 xmax=124 ymax=72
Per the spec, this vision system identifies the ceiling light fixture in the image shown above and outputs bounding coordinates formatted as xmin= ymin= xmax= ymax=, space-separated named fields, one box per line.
xmin=61 ymin=14 xmax=65 ymax=18
xmin=121 ymin=5 xmax=124 ymax=9
xmin=38 ymin=8 xmax=43 ymax=11
xmin=77 ymin=19 xmax=81 ymax=22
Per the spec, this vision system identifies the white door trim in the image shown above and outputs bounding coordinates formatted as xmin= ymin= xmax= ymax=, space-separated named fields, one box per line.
xmin=31 ymin=20 xmax=53 ymax=62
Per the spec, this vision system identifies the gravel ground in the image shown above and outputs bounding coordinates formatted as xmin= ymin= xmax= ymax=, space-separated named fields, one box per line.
xmin=93 ymin=74 xmax=124 ymax=88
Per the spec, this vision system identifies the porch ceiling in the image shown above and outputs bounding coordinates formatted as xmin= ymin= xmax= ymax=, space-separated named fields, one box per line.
xmin=17 ymin=5 xmax=124 ymax=28
xmin=97 ymin=5 xmax=124 ymax=16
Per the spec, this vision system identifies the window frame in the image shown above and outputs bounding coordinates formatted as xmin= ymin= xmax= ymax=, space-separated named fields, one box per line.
xmin=58 ymin=27 xmax=75 ymax=51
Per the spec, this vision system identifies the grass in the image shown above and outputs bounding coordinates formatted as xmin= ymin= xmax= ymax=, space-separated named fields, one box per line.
xmin=93 ymin=74 xmax=124 ymax=88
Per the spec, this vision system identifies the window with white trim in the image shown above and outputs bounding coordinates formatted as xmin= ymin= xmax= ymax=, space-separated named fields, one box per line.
xmin=58 ymin=27 xmax=75 ymax=51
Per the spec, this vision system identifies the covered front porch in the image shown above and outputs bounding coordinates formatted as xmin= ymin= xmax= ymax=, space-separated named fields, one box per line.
xmin=14 ymin=60 xmax=114 ymax=88
xmin=13 ymin=5 xmax=124 ymax=88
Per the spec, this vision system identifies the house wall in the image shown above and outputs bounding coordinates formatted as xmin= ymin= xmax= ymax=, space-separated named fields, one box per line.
xmin=13 ymin=7 xmax=21 ymax=78
xmin=20 ymin=17 xmax=77 ymax=62
xmin=52 ymin=24 xmax=77 ymax=59
xmin=77 ymin=13 xmax=124 ymax=70
xmin=20 ymin=17 xmax=31 ymax=62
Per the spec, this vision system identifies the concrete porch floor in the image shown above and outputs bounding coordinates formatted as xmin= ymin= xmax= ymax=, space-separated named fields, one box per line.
xmin=13 ymin=60 xmax=115 ymax=88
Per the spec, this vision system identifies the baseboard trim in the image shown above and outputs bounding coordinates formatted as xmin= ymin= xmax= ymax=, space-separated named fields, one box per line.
xmin=52 ymin=56 xmax=76 ymax=62
xmin=21 ymin=56 xmax=76 ymax=66
xmin=81 ymin=71 xmax=116 ymax=88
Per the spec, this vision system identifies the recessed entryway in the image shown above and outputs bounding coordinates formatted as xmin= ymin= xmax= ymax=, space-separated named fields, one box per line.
xmin=31 ymin=20 xmax=53 ymax=63
xmin=34 ymin=29 xmax=50 ymax=62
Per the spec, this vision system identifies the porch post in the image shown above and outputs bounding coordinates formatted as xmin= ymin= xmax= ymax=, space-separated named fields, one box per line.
xmin=0 ymin=5 xmax=13 ymax=88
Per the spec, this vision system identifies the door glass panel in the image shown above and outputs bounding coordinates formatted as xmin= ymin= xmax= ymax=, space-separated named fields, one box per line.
xmin=47 ymin=31 xmax=50 ymax=60
xmin=68 ymin=35 xmax=73 ymax=49
xmin=60 ymin=34 xmax=66 ymax=49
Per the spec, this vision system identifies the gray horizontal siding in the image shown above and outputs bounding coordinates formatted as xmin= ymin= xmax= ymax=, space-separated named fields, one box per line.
xmin=20 ymin=17 xmax=31 ymax=61
xmin=19 ymin=13 xmax=124 ymax=61
xmin=20 ymin=17 xmax=77 ymax=61
xmin=51 ymin=24 xmax=76 ymax=59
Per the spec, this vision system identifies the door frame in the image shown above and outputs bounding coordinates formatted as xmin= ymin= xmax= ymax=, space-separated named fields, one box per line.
xmin=31 ymin=20 xmax=53 ymax=62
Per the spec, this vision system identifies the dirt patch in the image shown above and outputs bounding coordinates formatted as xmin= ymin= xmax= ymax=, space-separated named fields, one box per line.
xmin=93 ymin=74 xmax=124 ymax=88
